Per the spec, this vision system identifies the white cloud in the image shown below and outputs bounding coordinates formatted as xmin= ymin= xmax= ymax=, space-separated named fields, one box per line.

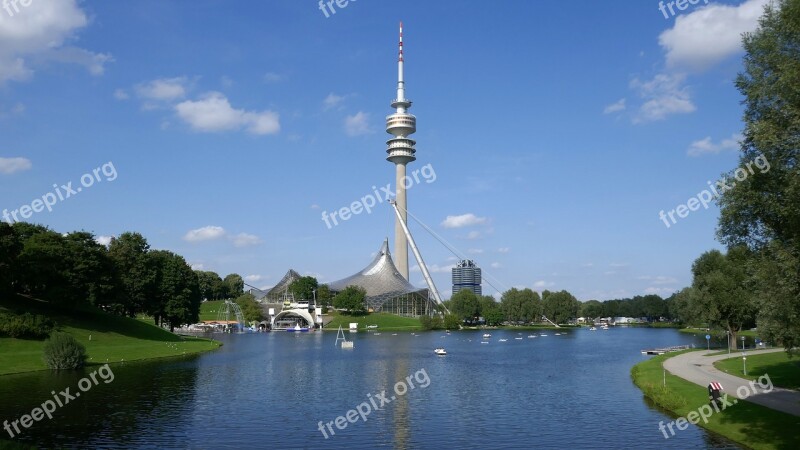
xmin=610 ymin=263 xmax=629 ymax=268
xmin=0 ymin=157 xmax=32 ymax=174
xmin=0 ymin=0 xmax=110 ymax=84
xmin=533 ymin=280 xmax=554 ymax=288
xmin=638 ymin=275 xmax=678 ymax=285
xmin=441 ymin=213 xmax=487 ymax=229
xmin=644 ymin=286 xmax=678 ymax=297
xmin=136 ymin=77 xmax=188 ymax=101
xmin=345 ymin=111 xmax=371 ymax=136
xmin=263 ymin=72 xmax=283 ymax=83
xmin=659 ymin=0 xmax=769 ymax=72
xmin=497 ymin=247 xmax=510 ymax=253
xmin=183 ymin=226 xmax=226 ymax=242
xmin=603 ymin=98 xmax=626 ymax=114
xmin=191 ymin=263 xmax=205 ymax=270
xmin=323 ymin=93 xmax=345 ymax=111
xmin=411 ymin=263 xmax=455 ymax=274
xmin=244 ymin=274 xmax=263 ymax=282
xmin=95 ymin=235 xmax=113 ymax=246
xmin=231 ymin=233 xmax=263 ymax=248
xmin=113 ymin=89 xmax=129 ymax=100
xmin=465 ymin=230 xmax=482 ymax=240
xmin=687 ymin=133 xmax=741 ymax=156
xmin=175 ymin=92 xmax=280 ymax=135
xmin=631 ymin=73 xmax=695 ymax=123
xmin=310 ymin=204 xmax=320 ymax=210
xmin=468 ymin=248 xmax=484 ymax=254
xmin=490 ymin=262 xmax=502 ymax=269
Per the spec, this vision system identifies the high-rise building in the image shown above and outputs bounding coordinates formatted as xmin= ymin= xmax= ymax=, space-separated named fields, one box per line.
xmin=452 ymin=260 xmax=482 ymax=297
xmin=386 ymin=22 xmax=416 ymax=281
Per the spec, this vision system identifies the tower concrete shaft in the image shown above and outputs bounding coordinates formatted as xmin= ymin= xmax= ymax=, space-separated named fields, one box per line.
xmin=386 ymin=21 xmax=416 ymax=280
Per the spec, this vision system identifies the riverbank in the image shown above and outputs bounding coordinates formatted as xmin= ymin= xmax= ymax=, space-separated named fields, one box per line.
xmin=0 ymin=296 xmax=221 ymax=376
xmin=631 ymin=351 xmax=800 ymax=449
xmin=323 ymin=312 xmax=422 ymax=331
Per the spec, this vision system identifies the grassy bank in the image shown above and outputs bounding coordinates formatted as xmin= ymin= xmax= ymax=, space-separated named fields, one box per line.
xmin=324 ymin=312 xmax=422 ymax=331
xmin=631 ymin=351 xmax=800 ymax=449
xmin=0 ymin=295 xmax=221 ymax=376
xmin=680 ymin=327 xmax=758 ymax=337
xmin=713 ymin=351 xmax=800 ymax=391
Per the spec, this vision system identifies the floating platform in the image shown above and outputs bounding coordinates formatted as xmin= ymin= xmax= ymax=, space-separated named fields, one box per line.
xmin=640 ymin=345 xmax=691 ymax=355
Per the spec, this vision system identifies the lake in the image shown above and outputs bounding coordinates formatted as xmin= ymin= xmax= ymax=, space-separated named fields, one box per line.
xmin=0 ymin=327 xmax=741 ymax=449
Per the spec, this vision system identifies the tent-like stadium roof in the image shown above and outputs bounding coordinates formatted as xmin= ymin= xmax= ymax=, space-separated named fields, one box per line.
xmin=328 ymin=239 xmax=428 ymax=308
xmin=265 ymin=269 xmax=301 ymax=301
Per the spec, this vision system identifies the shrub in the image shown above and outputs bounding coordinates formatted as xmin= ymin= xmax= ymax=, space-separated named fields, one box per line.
xmin=43 ymin=332 xmax=86 ymax=370
xmin=0 ymin=312 xmax=55 ymax=339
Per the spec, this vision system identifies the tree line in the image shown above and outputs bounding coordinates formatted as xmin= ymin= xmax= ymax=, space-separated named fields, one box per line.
xmin=0 ymin=222 xmax=244 ymax=331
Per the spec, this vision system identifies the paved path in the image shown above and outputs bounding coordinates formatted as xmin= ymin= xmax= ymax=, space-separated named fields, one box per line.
xmin=663 ymin=349 xmax=800 ymax=416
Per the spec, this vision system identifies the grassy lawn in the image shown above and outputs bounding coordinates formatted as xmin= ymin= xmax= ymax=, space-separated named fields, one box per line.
xmin=714 ymin=351 xmax=800 ymax=391
xmin=0 ymin=295 xmax=221 ymax=376
xmin=199 ymin=300 xmax=226 ymax=321
xmin=680 ymin=327 xmax=758 ymax=338
xmin=324 ymin=312 xmax=422 ymax=331
xmin=631 ymin=351 xmax=800 ymax=449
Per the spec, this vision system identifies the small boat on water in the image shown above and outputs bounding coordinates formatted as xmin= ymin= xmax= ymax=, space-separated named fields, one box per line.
xmin=483 ymin=333 xmax=492 ymax=338
xmin=434 ymin=348 xmax=447 ymax=356
xmin=528 ymin=335 xmax=536 ymax=338
xmin=589 ymin=327 xmax=597 ymax=331
xmin=499 ymin=338 xmax=508 ymax=342
xmin=480 ymin=341 xmax=489 ymax=344
xmin=539 ymin=334 xmax=548 ymax=337
xmin=287 ymin=324 xmax=309 ymax=332
xmin=555 ymin=333 xmax=561 ymax=336
xmin=601 ymin=325 xmax=609 ymax=330
xmin=514 ymin=337 xmax=523 ymax=340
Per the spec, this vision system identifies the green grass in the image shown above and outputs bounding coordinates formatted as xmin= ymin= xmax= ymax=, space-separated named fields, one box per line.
xmin=0 ymin=295 xmax=221 ymax=376
xmin=199 ymin=300 xmax=226 ymax=321
xmin=680 ymin=327 xmax=758 ymax=337
xmin=714 ymin=351 xmax=800 ymax=391
xmin=631 ymin=351 xmax=800 ymax=449
xmin=324 ymin=312 xmax=422 ymax=331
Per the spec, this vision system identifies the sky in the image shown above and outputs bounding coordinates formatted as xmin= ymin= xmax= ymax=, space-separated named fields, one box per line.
xmin=0 ymin=0 xmax=773 ymax=301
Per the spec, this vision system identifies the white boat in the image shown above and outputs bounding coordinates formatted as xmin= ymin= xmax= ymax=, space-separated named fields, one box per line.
xmin=601 ymin=325 xmax=609 ymax=330
xmin=514 ymin=337 xmax=523 ymax=340
xmin=589 ymin=327 xmax=597 ymax=331
xmin=480 ymin=341 xmax=489 ymax=344
xmin=540 ymin=334 xmax=548 ymax=337
xmin=499 ymin=338 xmax=508 ymax=342
xmin=528 ymin=335 xmax=537 ymax=338
xmin=555 ymin=333 xmax=561 ymax=336
xmin=434 ymin=348 xmax=447 ymax=356
xmin=483 ymin=333 xmax=492 ymax=338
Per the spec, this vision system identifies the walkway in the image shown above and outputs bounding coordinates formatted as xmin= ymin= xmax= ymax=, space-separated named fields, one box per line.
xmin=663 ymin=349 xmax=800 ymax=416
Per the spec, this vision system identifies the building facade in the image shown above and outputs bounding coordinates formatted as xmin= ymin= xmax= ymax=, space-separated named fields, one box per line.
xmin=452 ymin=260 xmax=482 ymax=297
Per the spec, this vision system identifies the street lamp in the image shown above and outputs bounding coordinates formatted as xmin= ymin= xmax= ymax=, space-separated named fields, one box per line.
xmin=742 ymin=352 xmax=747 ymax=376
xmin=727 ymin=331 xmax=732 ymax=353
xmin=741 ymin=335 xmax=746 ymax=351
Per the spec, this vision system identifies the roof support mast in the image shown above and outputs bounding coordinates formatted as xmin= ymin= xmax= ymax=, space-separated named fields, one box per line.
xmin=389 ymin=200 xmax=448 ymax=314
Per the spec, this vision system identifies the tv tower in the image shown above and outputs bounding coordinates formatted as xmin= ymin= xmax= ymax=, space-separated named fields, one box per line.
xmin=386 ymin=21 xmax=416 ymax=280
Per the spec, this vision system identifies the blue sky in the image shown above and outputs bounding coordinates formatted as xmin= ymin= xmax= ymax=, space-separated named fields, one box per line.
xmin=0 ymin=0 xmax=771 ymax=300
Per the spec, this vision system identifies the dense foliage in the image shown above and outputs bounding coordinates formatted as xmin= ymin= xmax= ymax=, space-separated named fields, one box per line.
xmin=0 ymin=312 xmax=55 ymax=339
xmin=1 ymin=222 xmax=243 ymax=331
xmin=333 ymin=285 xmax=367 ymax=314
xmin=43 ymin=332 xmax=86 ymax=370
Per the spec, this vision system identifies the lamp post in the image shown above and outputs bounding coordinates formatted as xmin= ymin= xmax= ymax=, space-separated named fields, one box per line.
xmin=742 ymin=352 xmax=747 ymax=376
xmin=727 ymin=330 xmax=731 ymax=355
xmin=741 ymin=335 xmax=746 ymax=351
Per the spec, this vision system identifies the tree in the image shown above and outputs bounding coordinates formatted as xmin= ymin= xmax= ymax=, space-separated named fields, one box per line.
xmin=333 ymin=286 xmax=366 ymax=314
xmin=62 ymin=232 xmax=118 ymax=309
xmin=0 ymin=222 xmax=22 ymax=297
xmin=667 ymin=288 xmax=696 ymax=324
xmin=289 ymin=276 xmax=318 ymax=301
xmin=580 ymin=300 xmax=603 ymax=319
xmin=15 ymin=227 xmax=74 ymax=306
xmin=500 ymin=288 xmax=541 ymax=324
xmin=717 ymin=0 xmax=800 ymax=350
xmin=149 ymin=250 xmax=202 ymax=331
xmin=317 ymin=284 xmax=332 ymax=309
xmin=196 ymin=271 xmax=224 ymax=301
xmin=450 ymin=289 xmax=480 ymax=322
xmin=223 ymin=274 xmax=244 ymax=299
xmin=236 ymin=293 xmax=264 ymax=323
xmin=443 ymin=314 xmax=462 ymax=330
xmin=108 ymin=232 xmax=156 ymax=316
xmin=691 ymin=248 xmax=757 ymax=349
xmin=479 ymin=296 xmax=505 ymax=326
xmin=542 ymin=290 xmax=580 ymax=324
